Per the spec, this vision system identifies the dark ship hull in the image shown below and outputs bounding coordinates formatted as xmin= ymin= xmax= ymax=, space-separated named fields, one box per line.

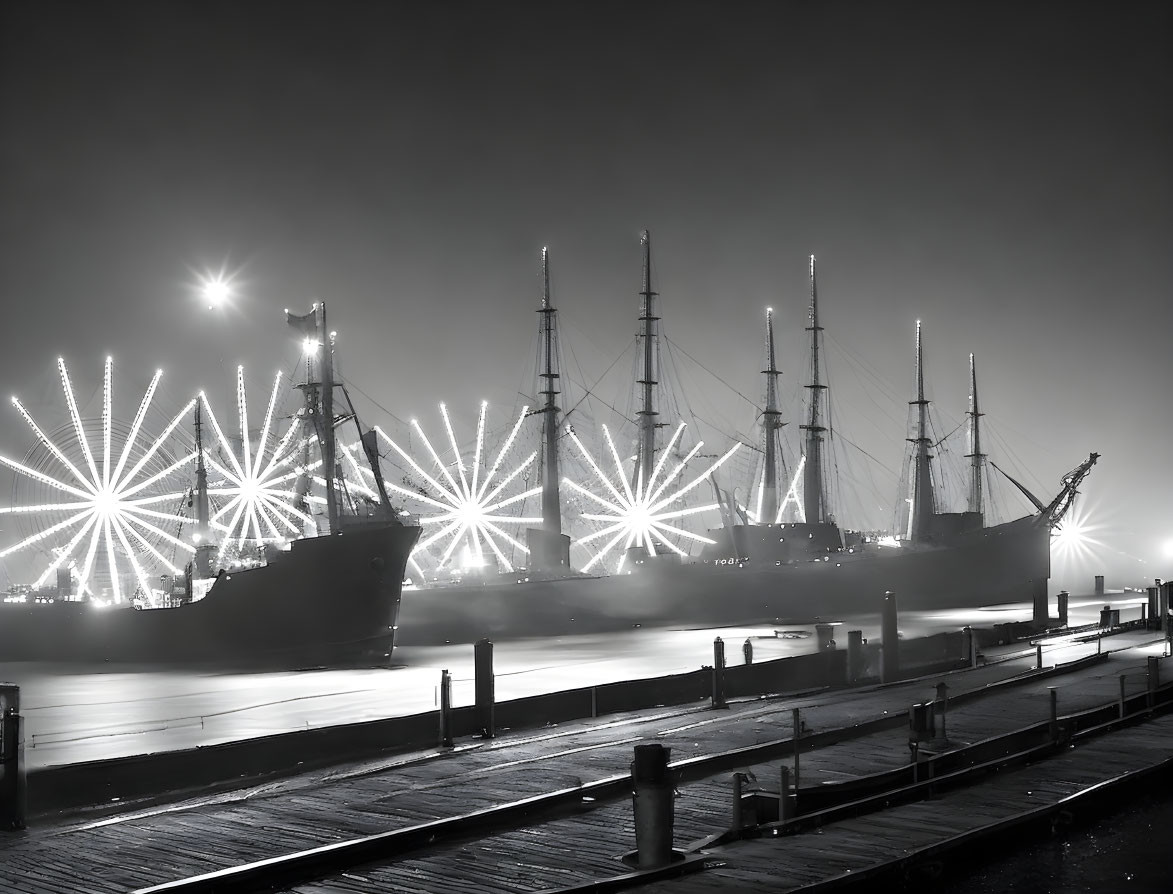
xmin=0 ymin=522 xmax=420 ymax=669
xmin=395 ymin=514 xmax=1050 ymax=645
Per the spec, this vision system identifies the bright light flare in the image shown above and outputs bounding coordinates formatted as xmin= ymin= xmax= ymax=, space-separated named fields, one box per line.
xmin=565 ymin=421 xmax=741 ymax=574
xmin=200 ymin=274 xmax=234 ymax=308
xmin=371 ymin=403 xmax=541 ymax=576
xmin=0 ymin=358 xmax=197 ymax=604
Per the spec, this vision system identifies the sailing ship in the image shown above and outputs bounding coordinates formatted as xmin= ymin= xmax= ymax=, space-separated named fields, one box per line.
xmin=395 ymin=233 xmax=1097 ymax=645
xmin=0 ymin=303 xmax=420 ymax=668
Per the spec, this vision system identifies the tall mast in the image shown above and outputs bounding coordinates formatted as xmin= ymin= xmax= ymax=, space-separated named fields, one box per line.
xmin=760 ymin=306 xmax=782 ymax=524
xmin=538 ymin=247 xmax=562 ymax=536
xmin=965 ymin=353 xmax=985 ymax=516
xmin=194 ymin=400 xmax=209 ymax=540
xmin=318 ymin=302 xmax=339 ymax=532
xmin=908 ymin=320 xmax=935 ymax=541
xmin=636 ymin=229 xmax=659 ymax=495
xmin=800 ymin=255 xmax=828 ymax=525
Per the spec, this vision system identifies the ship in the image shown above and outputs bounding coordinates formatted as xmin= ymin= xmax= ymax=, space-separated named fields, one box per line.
xmin=0 ymin=303 xmax=420 ymax=668
xmin=394 ymin=234 xmax=1097 ymax=645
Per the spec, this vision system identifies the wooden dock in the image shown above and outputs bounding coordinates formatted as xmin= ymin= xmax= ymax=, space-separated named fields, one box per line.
xmin=0 ymin=631 xmax=1169 ymax=893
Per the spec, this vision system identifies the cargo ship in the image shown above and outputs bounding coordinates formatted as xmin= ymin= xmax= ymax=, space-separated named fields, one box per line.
xmin=0 ymin=303 xmax=420 ymax=668
xmin=395 ymin=235 xmax=1097 ymax=645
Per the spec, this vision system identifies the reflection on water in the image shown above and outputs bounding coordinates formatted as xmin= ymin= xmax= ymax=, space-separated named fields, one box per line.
xmin=937 ymin=792 xmax=1172 ymax=893
xmin=0 ymin=595 xmax=1146 ymax=769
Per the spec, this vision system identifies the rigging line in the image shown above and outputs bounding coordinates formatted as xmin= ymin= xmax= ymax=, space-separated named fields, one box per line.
xmin=662 ymin=336 xmax=759 ymax=412
xmin=833 ymin=430 xmax=900 ymax=479
xmin=563 ymin=340 xmax=636 ymax=425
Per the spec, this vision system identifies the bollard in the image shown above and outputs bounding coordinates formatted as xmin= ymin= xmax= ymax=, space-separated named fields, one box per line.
xmin=630 ymin=744 xmax=675 ymax=869
xmin=778 ymin=765 xmax=795 ymax=823
xmin=1119 ymin=674 xmax=1127 ymax=719
xmin=1036 ymin=643 xmax=1044 ymax=670
xmin=961 ymin=626 xmax=976 ymax=668
xmin=474 ymin=638 xmax=495 ymax=739
xmin=712 ymin=637 xmax=727 ymax=709
xmin=1099 ymin=605 xmax=1113 ymax=629
xmin=815 ymin=623 xmax=836 ymax=651
xmin=1094 ymin=574 xmax=1105 ymax=596
xmin=1 ymin=684 xmax=26 ymax=831
xmin=881 ymin=590 xmax=900 ymax=683
xmin=847 ymin=630 xmax=864 ymax=683
xmin=742 ymin=638 xmax=753 ymax=666
xmin=1048 ymin=687 xmax=1059 ymax=743
xmin=439 ymin=669 xmax=454 ymax=748
xmin=1057 ymin=591 xmax=1069 ymax=628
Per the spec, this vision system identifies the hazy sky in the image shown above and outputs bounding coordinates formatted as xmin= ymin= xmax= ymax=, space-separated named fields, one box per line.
xmin=1 ymin=0 xmax=1169 ymax=590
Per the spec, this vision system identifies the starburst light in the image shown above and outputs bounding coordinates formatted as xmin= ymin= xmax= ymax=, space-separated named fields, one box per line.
xmin=0 ymin=358 xmax=197 ymax=605
xmin=373 ymin=402 xmax=542 ymax=576
xmin=199 ymin=367 xmax=319 ymax=568
xmin=563 ymin=421 xmax=742 ymax=573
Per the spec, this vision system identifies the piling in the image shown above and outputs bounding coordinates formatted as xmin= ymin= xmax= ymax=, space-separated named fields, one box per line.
xmin=1147 ymin=656 xmax=1159 ymax=708
xmin=792 ymin=708 xmax=802 ymax=791
xmin=731 ymin=771 xmax=755 ymax=829
xmin=881 ymin=590 xmax=899 ymax=683
xmin=1094 ymin=574 xmax=1105 ymax=596
xmin=0 ymin=684 xmax=25 ymax=831
xmin=847 ymin=629 xmax=864 ymax=683
xmin=711 ymin=637 xmax=727 ymax=708
xmin=1119 ymin=674 xmax=1127 ymax=719
xmin=1160 ymin=581 xmax=1171 ymax=636
xmin=474 ymin=638 xmax=495 ymax=739
xmin=439 ymin=669 xmax=454 ymax=748
xmin=961 ymin=626 xmax=977 ymax=668
xmin=1048 ymin=687 xmax=1059 ymax=743
xmin=1031 ymin=577 xmax=1048 ymax=625
xmin=1057 ymin=590 xmax=1069 ymax=627
xmin=630 ymin=744 xmax=675 ymax=869
xmin=742 ymin=638 xmax=753 ymax=665
xmin=815 ymin=623 xmax=836 ymax=651
xmin=1036 ymin=643 xmax=1044 ymax=670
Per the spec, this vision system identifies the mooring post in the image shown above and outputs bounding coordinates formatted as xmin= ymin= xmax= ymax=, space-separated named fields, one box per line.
xmin=742 ymin=638 xmax=753 ymax=665
xmin=712 ymin=637 xmax=727 ymax=709
xmin=1036 ymin=643 xmax=1044 ymax=670
xmin=847 ymin=629 xmax=864 ymax=683
xmin=630 ymin=743 xmax=675 ymax=869
xmin=474 ymin=638 xmax=495 ymax=739
xmin=1119 ymin=674 xmax=1127 ymax=719
xmin=881 ymin=590 xmax=899 ymax=683
xmin=0 ymin=684 xmax=26 ymax=831
xmin=1057 ymin=590 xmax=1069 ymax=627
xmin=815 ymin=623 xmax=836 ymax=651
xmin=778 ymin=765 xmax=793 ymax=822
xmin=731 ymin=771 xmax=753 ymax=829
xmin=961 ymin=626 xmax=976 ymax=668
xmin=439 ymin=669 xmax=454 ymax=748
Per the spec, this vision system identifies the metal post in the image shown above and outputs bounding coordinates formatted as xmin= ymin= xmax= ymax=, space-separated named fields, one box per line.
xmin=1048 ymin=687 xmax=1058 ymax=743
xmin=792 ymin=708 xmax=801 ymax=792
xmin=779 ymin=765 xmax=793 ymax=822
xmin=439 ymin=669 xmax=454 ymax=748
xmin=1057 ymin=590 xmax=1069 ymax=627
xmin=731 ymin=772 xmax=747 ymax=829
xmin=935 ymin=682 xmax=949 ymax=741
xmin=742 ymin=638 xmax=753 ymax=665
xmin=1147 ymin=656 xmax=1159 ymax=709
xmin=1119 ymin=674 xmax=1127 ymax=719
xmin=847 ymin=629 xmax=863 ymax=683
xmin=1036 ymin=643 xmax=1043 ymax=670
xmin=712 ymin=637 xmax=727 ymax=709
xmin=474 ymin=638 xmax=495 ymax=739
xmin=0 ymin=685 xmax=26 ymax=831
xmin=881 ymin=590 xmax=899 ymax=683
xmin=631 ymin=744 xmax=675 ymax=869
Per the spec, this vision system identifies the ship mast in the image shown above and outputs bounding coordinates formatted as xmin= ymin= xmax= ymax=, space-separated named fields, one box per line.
xmin=538 ymin=247 xmax=562 ymax=538
xmin=908 ymin=320 xmax=936 ymax=542
xmin=965 ymin=353 xmax=985 ymax=516
xmin=636 ymin=229 xmax=659 ymax=496
xmin=760 ymin=306 xmax=783 ymax=524
xmin=193 ymin=399 xmax=211 ymax=575
xmin=288 ymin=302 xmax=340 ymax=533
xmin=800 ymin=255 xmax=828 ymax=525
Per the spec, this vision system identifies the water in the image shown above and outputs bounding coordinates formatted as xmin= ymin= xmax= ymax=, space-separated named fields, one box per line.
xmin=935 ymin=792 xmax=1173 ymax=893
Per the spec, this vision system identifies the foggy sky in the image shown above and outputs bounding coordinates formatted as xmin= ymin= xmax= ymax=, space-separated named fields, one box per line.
xmin=1 ymin=0 xmax=1170 ymax=590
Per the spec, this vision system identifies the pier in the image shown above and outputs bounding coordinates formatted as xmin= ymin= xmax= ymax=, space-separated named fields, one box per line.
xmin=1 ymin=595 xmax=1170 ymax=892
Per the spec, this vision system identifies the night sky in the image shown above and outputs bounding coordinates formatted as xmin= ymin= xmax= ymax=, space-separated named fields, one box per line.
xmin=1 ymin=1 xmax=1170 ymax=590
